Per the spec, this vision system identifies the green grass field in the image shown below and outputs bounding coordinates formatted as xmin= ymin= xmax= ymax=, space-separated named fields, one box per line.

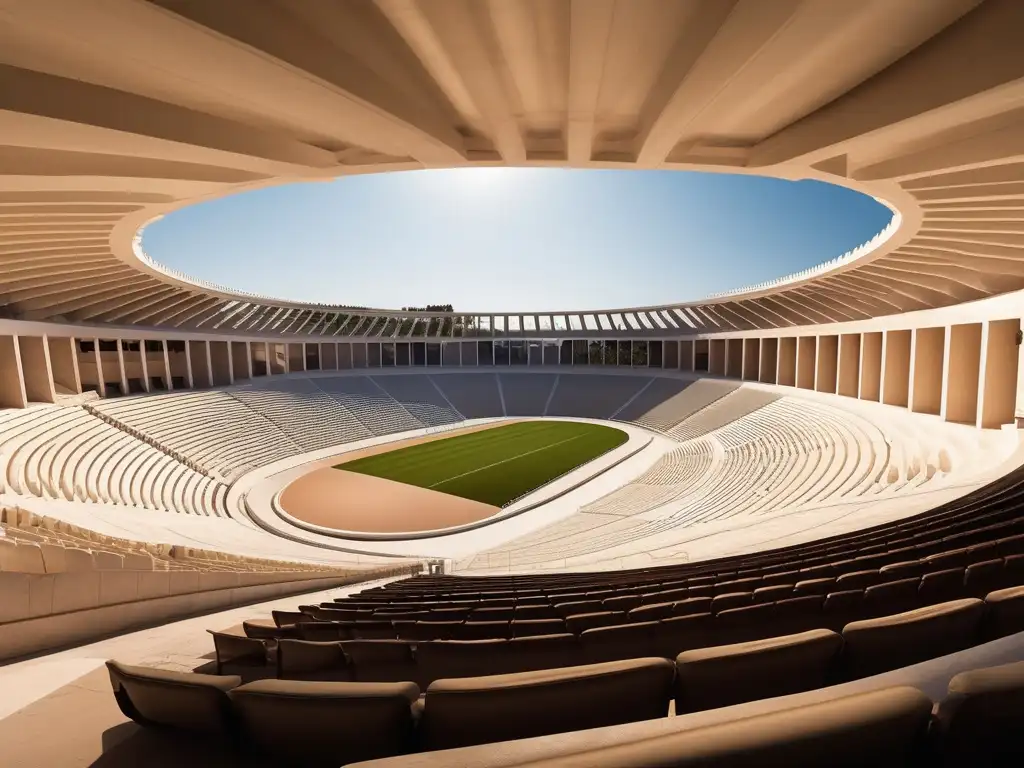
xmin=335 ymin=420 xmax=628 ymax=507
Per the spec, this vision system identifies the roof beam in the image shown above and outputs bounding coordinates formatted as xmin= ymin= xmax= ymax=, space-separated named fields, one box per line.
xmin=636 ymin=0 xmax=785 ymax=167
xmin=406 ymin=0 xmax=526 ymax=163
xmin=751 ymin=0 xmax=1024 ymax=167
xmin=566 ymin=0 xmax=615 ymax=165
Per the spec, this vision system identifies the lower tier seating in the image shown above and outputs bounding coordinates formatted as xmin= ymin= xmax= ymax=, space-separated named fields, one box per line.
xmin=107 ymin=632 xmax=1024 ymax=767
xmin=220 ymin=585 xmax=1023 ymax=688
xmin=103 ymin=420 xmax=1024 ymax=765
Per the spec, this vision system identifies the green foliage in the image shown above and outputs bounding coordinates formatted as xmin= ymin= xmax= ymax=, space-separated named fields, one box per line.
xmin=632 ymin=340 xmax=648 ymax=367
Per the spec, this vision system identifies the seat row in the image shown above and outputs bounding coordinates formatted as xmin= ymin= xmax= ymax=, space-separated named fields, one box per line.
xmin=381 ymin=456 xmax=1024 ymax=599
xmin=335 ymin=540 xmax=1024 ymax=609
xmin=88 ymin=377 xmax=448 ymax=480
xmin=0 ymin=508 xmax=358 ymax=575
xmin=0 ymin=404 xmax=229 ymax=515
xmin=320 ymin=521 xmax=1024 ymax=632
xmin=240 ymin=548 xmax=1024 ymax=650
xmin=468 ymin=389 xmax=979 ymax=568
xmin=108 ymin=647 xmax=1024 ymax=767
xmin=216 ymin=587 xmax=1024 ymax=695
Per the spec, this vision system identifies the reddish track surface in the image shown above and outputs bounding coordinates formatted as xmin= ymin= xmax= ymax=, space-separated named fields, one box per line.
xmin=279 ymin=422 xmax=515 ymax=533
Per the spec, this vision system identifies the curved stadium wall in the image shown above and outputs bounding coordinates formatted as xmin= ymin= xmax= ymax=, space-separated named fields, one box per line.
xmin=0 ymin=0 xmax=1022 ymax=522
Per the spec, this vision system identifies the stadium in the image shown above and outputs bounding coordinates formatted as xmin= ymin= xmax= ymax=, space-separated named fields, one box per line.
xmin=0 ymin=0 xmax=1023 ymax=764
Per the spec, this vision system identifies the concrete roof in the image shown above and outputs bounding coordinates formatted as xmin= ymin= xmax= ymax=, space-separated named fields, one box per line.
xmin=0 ymin=0 xmax=1021 ymax=335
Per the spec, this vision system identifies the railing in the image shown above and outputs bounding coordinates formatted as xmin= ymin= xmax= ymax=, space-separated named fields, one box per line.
xmin=133 ymin=228 xmax=332 ymax=308
xmin=703 ymin=205 xmax=900 ymax=299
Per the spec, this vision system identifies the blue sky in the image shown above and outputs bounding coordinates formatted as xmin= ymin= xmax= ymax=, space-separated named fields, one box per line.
xmin=143 ymin=168 xmax=893 ymax=312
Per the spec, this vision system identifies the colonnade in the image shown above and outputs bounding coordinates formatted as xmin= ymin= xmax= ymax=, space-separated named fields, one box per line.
xmin=1 ymin=314 xmax=1020 ymax=431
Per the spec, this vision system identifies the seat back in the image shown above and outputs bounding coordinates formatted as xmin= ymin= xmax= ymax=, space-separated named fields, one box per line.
xmin=399 ymin=620 xmax=461 ymax=641
xmin=964 ymin=559 xmax=1004 ymax=597
xmin=208 ymin=630 xmax=268 ymax=675
xmin=753 ymin=584 xmax=793 ymax=603
xmin=242 ymin=620 xmax=288 ymax=641
xmin=310 ymin=606 xmax=363 ymax=621
xmin=603 ymin=594 xmax=643 ymax=612
xmin=502 ymin=633 xmax=580 ymax=674
xmin=675 ymin=629 xmax=843 ymax=713
xmin=863 ymin=578 xmax=921 ymax=618
xmin=672 ymin=596 xmax=713 ymax=617
xmin=514 ymin=604 xmax=559 ymax=620
xmin=450 ymin=620 xmax=510 ymax=640
xmin=492 ymin=686 xmax=933 ymax=768
xmin=710 ymin=591 xmax=752 ymax=613
xmin=823 ymin=589 xmax=863 ymax=631
xmin=840 ymin=598 xmax=985 ymax=680
xmin=917 ymin=568 xmax=965 ymax=604
xmin=934 ymin=660 xmax=1024 ymax=766
xmin=879 ymin=561 xmax=924 ymax=579
xmin=426 ymin=608 xmax=472 ymax=621
xmin=581 ymin=621 xmax=659 ymax=664
xmin=652 ymin=613 xmax=717 ymax=658
xmin=271 ymin=610 xmax=309 ymax=627
xmin=105 ymin=660 xmax=238 ymax=735
xmin=714 ymin=602 xmax=777 ymax=644
xmin=416 ymin=639 xmax=506 ymax=684
xmin=511 ymin=617 xmax=567 ymax=637
xmin=342 ymin=640 xmax=418 ymax=684
xmin=835 ymin=570 xmax=880 ymax=589
xmin=565 ymin=610 xmax=625 ymax=634
xmin=554 ymin=599 xmax=604 ymax=618
xmin=471 ymin=607 xmax=515 ymax=622
xmin=299 ymin=622 xmax=349 ymax=641
xmin=351 ymin=620 xmax=399 ymax=640
xmin=793 ymin=577 xmax=836 ymax=596
xmin=276 ymin=639 xmax=351 ymax=681
xmin=229 ymin=679 xmax=419 ymax=766
xmin=418 ymin=658 xmax=675 ymax=751
xmin=770 ymin=595 xmax=826 ymax=636
xmin=628 ymin=601 xmax=674 ymax=622
xmin=981 ymin=585 xmax=1024 ymax=640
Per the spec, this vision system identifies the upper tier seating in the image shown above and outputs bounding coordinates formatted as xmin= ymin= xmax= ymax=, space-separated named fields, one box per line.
xmin=232 ymin=377 xmax=374 ymax=449
xmin=0 ymin=405 xmax=230 ymax=515
xmin=665 ymin=386 xmax=780 ymax=442
xmin=2 ymin=373 xmax=1008 ymax=579
xmin=545 ymin=374 xmax=651 ymax=419
xmin=313 ymin=377 xmax=434 ymax=435
xmin=371 ymin=375 xmax=463 ymax=426
xmin=498 ymin=373 xmax=558 ymax=417
xmin=430 ymin=373 xmax=504 ymax=418
xmin=86 ymin=375 xmax=458 ymax=482
xmin=615 ymin=378 xmax=739 ymax=432
xmin=91 ymin=390 xmax=304 ymax=481
xmin=465 ymin=392 xmax=996 ymax=571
